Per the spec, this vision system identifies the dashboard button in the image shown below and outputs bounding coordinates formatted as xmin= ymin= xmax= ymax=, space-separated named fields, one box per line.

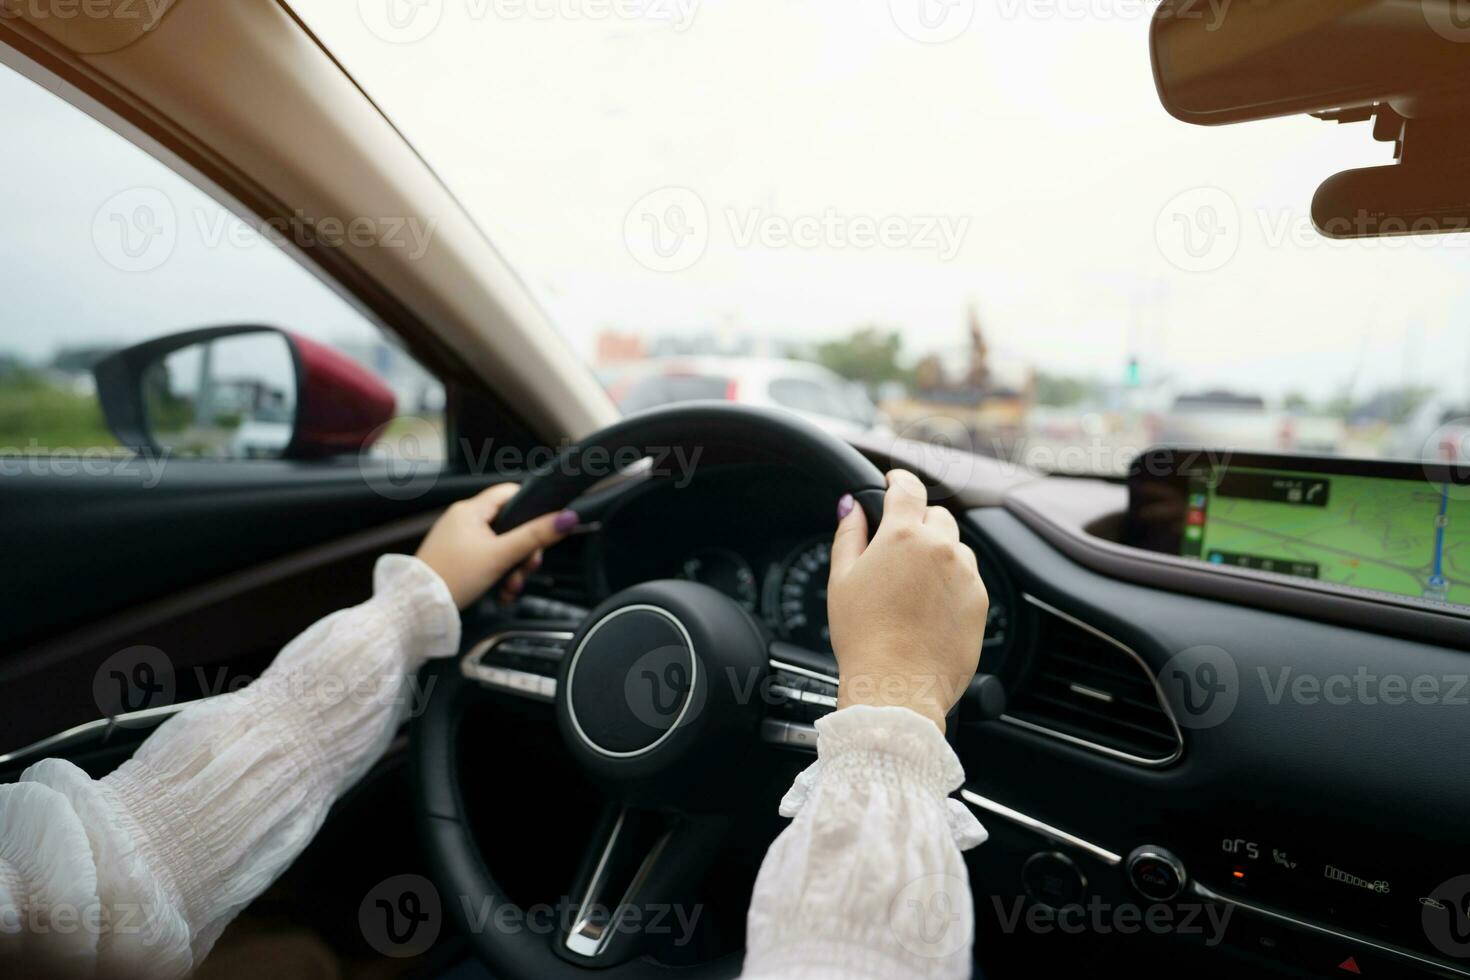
xmin=1022 ymin=851 xmax=1087 ymax=910
xmin=1127 ymin=845 xmax=1187 ymax=902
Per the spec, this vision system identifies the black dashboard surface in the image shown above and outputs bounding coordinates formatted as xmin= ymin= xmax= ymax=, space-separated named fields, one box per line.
xmin=575 ymin=461 xmax=1470 ymax=975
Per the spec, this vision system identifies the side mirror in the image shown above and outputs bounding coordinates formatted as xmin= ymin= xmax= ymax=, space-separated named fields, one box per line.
xmin=93 ymin=326 xmax=396 ymax=459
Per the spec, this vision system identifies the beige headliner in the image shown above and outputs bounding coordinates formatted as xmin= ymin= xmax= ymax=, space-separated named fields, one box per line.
xmin=0 ymin=0 xmax=617 ymax=442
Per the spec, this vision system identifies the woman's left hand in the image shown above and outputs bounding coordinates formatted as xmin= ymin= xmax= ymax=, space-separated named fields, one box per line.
xmin=416 ymin=483 xmax=576 ymax=609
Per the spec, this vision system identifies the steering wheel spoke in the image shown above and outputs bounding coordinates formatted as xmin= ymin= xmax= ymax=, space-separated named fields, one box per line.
xmin=558 ymin=806 xmax=726 ymax=966
xmin=461 ymin=627 xmax=578 ymax=703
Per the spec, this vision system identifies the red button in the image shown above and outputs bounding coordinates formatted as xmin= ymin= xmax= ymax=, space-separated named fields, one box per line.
xmin=1337 ymin=955 xmax=1361 ymax=974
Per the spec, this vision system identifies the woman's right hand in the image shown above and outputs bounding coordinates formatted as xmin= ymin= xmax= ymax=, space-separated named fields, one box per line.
xmin=827 ymin=469 xmax=990 ymax=732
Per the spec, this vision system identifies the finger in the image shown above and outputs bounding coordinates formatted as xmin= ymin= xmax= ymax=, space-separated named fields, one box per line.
xmin=499 ymin=569 xmax=527 ymax=603
xmin=923 ymin=505 xmax=960 ymax=541
xmin=880 ymin=469 xmax=928 ymax=530
xmin=495 ymin=509 xmax=574 ymax=563
xmin=830 ymin=494 xmax=870 ymax=578
xmin=465 ymin=482 xmax=522 ymax=521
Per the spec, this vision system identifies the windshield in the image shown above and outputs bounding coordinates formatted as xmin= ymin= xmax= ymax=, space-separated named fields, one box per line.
xmin=291 ymin=1 xmax=1470 ymax=474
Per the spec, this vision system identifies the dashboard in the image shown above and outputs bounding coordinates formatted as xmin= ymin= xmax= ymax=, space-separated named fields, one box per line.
xmin=535 ymin=451 xmax=1470 ymax=979
xmin=591 ymin=465 xmax=1016 ymax=661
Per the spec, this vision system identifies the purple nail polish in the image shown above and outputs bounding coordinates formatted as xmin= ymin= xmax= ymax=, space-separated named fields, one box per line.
xmin=554 ymin=510 xmax=579 ymax=534
xmin=837 ymin=494 xmax=855 ymax=521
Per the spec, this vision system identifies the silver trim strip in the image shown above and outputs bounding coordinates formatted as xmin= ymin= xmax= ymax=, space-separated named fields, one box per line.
xmin=565 ymin=810 xmax=627 ymax=957
xmin=761 ymin=718 xmax=820 ymax=750
xmin=768 ymin=659 xmax=838 ymax=686
xmin=460 ymin=629 xmax=572 ymax=703
xmin=1190 ymin=880 xmax=1470 ymax=978
xmin=0 ymin=701 xmax=198 ymax=770
xmin=1000 ymin=594 xmax=1184 ymax=768
xmin=768 ymin=685 xmax=839 ymax=710
xmin=565 ymin=809 xmax=674 ymax=959
xmin=958 ymin=789 xmax=1122 ymax=866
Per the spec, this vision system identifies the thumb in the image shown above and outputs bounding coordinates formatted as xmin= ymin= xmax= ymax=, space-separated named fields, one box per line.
xmin=829 ymin=494 xmax=869 ymax=579
xmin=493 ymin=510 xmax=573 ymax=571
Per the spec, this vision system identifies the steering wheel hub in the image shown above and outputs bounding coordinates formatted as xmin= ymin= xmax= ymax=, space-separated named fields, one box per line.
xmin=554 ymin=580 xmax=769 ymax=809
xmin=564 ymin=604 xmax=700 ymax=757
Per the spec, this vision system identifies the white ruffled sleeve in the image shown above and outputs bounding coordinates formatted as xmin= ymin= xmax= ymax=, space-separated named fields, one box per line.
xmin=742 ymin=706 xmax=987 ymax=980
xmin=0 ymin=554 xmax=459 ymax=979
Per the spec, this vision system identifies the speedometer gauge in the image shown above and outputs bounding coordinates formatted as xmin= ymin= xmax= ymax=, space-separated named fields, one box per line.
xmin=680 ymin=548 xmax=758 ymax=612
xmin=766 ymin=534 xmax=1015 ymax=657
xmin=772 ymin=539 xmax=833 ymax=650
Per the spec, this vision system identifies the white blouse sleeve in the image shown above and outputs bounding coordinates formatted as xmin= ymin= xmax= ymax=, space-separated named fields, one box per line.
xmin=742 ymin=706 xmax=988 ymax=980
xmin=0 ymin=554 xmax=460 ymax=979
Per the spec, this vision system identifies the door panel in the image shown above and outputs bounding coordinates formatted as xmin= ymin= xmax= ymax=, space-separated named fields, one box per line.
xmin=0 ymin=463 xmax=498 ymax=757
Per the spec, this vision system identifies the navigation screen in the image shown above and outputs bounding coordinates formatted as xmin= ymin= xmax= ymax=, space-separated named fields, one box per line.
xmin=1181 ymin=467 xmax=1467 ymax=605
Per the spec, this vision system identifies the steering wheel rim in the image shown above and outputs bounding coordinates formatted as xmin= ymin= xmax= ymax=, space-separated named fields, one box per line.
xmin=413 ymin=403 xmax=888 ymax=979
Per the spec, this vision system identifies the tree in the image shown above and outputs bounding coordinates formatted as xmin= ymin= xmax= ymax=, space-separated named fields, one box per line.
xmin=810 ymin=327 xmax=912 ymax=388
xmin=1033 ymin=372 xmax=1093 ymax=408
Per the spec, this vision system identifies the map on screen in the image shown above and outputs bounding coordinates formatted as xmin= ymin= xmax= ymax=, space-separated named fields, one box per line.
xmin=1181 ymin=467 xmax=1467 ymax=606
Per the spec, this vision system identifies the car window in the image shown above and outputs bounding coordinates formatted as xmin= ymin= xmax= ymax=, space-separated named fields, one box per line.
xmin=0 ymin=63 xmax=444 ymax=462
xmin=769 ymin=377 xmax=860 ymax=423
xmin=619 ymin=374 xmax=730 ymax=414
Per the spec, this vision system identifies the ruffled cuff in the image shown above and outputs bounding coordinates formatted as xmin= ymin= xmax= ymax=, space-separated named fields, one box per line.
xmin=370 ymin=554 xmax=461 ymax=665
xmin=0 ymin=782 xmax=102 ymax=968
xmin=779 ymin=706 xmax=987 ymax=850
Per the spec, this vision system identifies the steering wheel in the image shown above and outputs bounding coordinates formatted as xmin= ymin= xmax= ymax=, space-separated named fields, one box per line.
xmin=411 ymin=403 xmax=888 ymax=978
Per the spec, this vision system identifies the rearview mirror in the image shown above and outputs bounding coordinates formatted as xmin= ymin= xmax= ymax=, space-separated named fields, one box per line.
xmin=1151 ymin=0 xmax=1470 ymax=125
xmin=1152 ymin=0 xmax=1470 ymax=239
xmin=93 ymin=326 xmax=397 ymax=459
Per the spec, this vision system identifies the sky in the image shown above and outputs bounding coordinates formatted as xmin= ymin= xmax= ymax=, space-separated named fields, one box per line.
xmin=0 ymin=67 xmax=387 ymax=359
xmin=5 ymin=0 xmax=1469 ymax=407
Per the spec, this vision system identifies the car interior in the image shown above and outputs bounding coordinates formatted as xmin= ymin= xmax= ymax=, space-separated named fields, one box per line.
xmin=3 ymin=1 xmax=1470 ymax=978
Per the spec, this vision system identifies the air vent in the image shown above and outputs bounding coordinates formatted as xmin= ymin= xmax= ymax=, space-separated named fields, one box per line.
xmin=1004 ymin=596 xmax=1182 ymax=766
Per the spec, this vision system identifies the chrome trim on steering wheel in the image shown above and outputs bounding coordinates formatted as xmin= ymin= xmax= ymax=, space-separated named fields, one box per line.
xmin=461 ymin=629 xmax=573 ymax=703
